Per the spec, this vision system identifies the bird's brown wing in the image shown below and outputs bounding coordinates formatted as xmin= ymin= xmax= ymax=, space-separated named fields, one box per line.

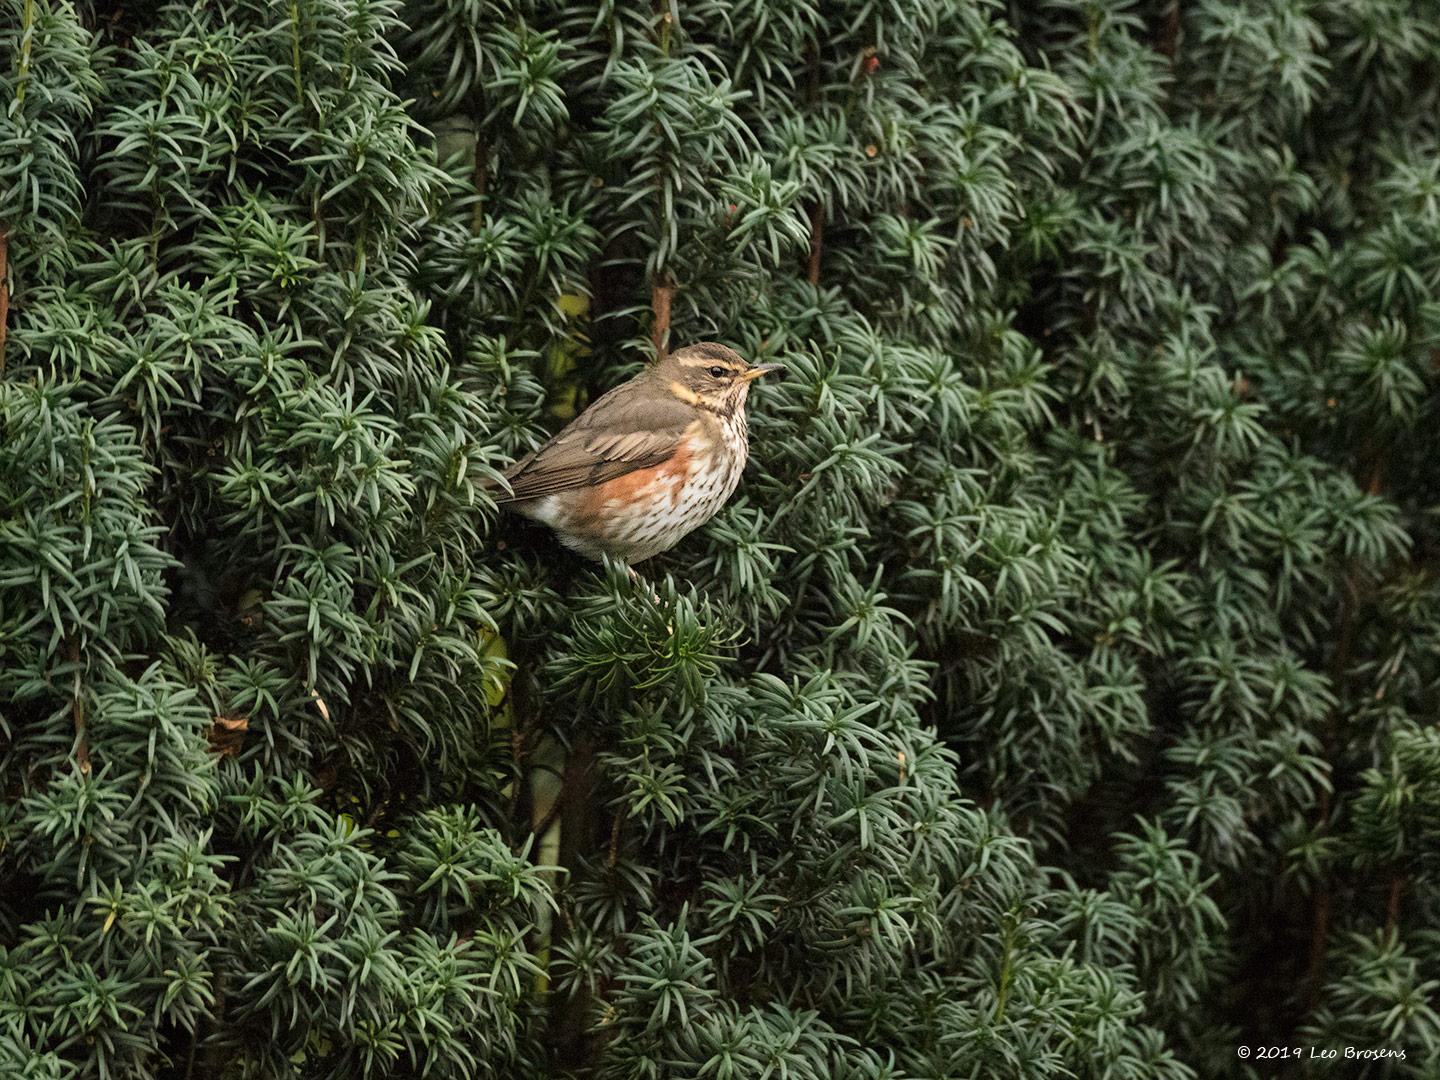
xmin=493 ymin=380 xmax=695 ymax=503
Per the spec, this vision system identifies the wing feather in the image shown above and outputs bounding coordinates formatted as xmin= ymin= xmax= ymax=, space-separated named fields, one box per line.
xmin=492 ymin=378 xmax=694 ymax=503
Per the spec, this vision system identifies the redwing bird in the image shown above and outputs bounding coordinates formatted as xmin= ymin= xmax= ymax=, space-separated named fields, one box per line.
xmin=488 ymin=343 xmax=783 ymax=572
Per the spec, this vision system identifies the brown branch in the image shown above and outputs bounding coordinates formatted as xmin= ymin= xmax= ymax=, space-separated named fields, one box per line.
xmin=557 ymin=733 xmax=597 ymax=885
xmin=198 ymin=973 xmax=227 ymax=1080
xmin=184 ymin=1025 xmax=199 ymax=1080
xmin=806 ymin=202 xmax=824 ymax=285
xmin=1156 ymin=2 xmax=1181 ymax=62
xmin=506 ymin=671 xmax=533 ymax=826
xmin=607 ymin=811 xmax=622 ymax=869
xmin=1301 ymin=562 xmax=1362 ymax=1013
xmin=647 ymin=1 xmax=680 ymax=357
xmin=67 ymin=637 xmax=90 ymax=775
xmin=1301 ymin=452 xmax=1396 ymax=1015
xmin=651 ymin=278 xmax=674 ymax=358
xmin=1386 ymin=873 xmax=1406 ymax=937
xmin=508 ymin=725 xmax=526 ymax=820
xmin=1366 ymin=456 xmax=1386 ymax=495
xmin=1303 ymin=887 xmax=1332 ymax=1009
xmin=471 ymin=136 xmax=489 ymax=232
xmin=530 ymin=796 xmax=564 ymax=848
xmin=0 ymin=230 xmax=9 ymax=373
xmin=552 ymin=731 xmax=599 ymax=1068
xmin=803 ymin=42 xmax=825 ymax=287
xmin=1303 ymin=446 xmax=1391 ymax=1002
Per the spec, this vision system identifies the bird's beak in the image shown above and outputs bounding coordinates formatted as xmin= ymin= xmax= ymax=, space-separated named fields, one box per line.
xmin=739 ymin=363 xmax=785 ymax=382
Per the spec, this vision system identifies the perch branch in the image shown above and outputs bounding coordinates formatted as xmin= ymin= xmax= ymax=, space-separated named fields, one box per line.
xmin=0 ymin=230 xmax=9 ymax=372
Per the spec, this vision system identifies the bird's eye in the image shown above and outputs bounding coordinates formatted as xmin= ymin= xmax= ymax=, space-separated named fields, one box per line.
xmin=707 ymin=366 xmax=729 ymax=379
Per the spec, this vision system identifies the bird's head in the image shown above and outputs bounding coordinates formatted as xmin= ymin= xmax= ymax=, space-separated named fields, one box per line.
xmin=659 ymin=342 xmax=785 ymax=414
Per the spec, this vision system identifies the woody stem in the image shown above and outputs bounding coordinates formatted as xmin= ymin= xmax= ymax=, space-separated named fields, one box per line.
xmin=68 ymin=637 xmax=90 ymax=774
xmin=807 ymin=202 xmax=824 ymax=284
xmin=651 ymin=278 xmax=674 ymax=358
xmin=0 ymin=230 xmax=9 ymax=372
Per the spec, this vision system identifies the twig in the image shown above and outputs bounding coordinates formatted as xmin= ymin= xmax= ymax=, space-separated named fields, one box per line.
xmin=530 ymin=793 xmax=564 ymax=847
xmin=184 ymin=1024 xmax=199 ymax=1080
xmin=651 ymin=278 xmax=674 ymax=358
xmin=0 ymin=230 xmax=9 ymax=372
xmin=68 ymin=637 xmax=90 ymax=774
xmin=552 ymin=732 xmax=599 ymax=1067
xmin=656 ymin=0 xmax=674 ymax=55
xmin=1303 ymin=887 xmax=1332 ymax=1009
xmin=1304 ymin=449 xmax=1390 ymax=1010
xmin=1386 ymin=874 xmax=1406 ymax=937
xmin=1156 ymin=2 xmax=1181 ymax=62
xmin=1301 ymin=511 xmax=1383 ymax=1013
xmin=806 ymin=202 xmax=824 ymax=285
xmin=607 ymin=812 xmax=622 ymax=869
xmin=472 ymin=136 xmax=489 ymax=232
xmin=509 ymin=725 xmax=527 ymax=820
xmin=804 ymin=44 xmax=824 ymax=286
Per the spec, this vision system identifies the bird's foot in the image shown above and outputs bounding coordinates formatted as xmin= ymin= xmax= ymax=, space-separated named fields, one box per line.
xmin=626 ymin=565 xmax=663 ymax=607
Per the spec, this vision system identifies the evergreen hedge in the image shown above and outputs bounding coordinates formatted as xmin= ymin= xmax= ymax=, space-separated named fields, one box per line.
xmin=2 ymin=0 xmax=1439 ymax=1077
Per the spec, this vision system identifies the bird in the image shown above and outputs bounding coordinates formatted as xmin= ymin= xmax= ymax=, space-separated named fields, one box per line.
xmin=488 ymin=342 xmax=783 ymax=576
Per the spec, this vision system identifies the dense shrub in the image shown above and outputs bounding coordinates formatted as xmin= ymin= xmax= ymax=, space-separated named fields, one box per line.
xmin=2 ymin=1 xmax=1438 ymax=1076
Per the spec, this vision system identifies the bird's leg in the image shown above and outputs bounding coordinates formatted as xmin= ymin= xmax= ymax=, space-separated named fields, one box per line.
xmin=626 ymin=564 xmax=662 ymax=606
